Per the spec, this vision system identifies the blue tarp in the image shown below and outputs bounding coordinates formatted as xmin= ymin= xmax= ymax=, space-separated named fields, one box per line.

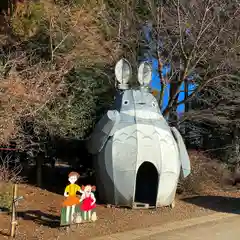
xmin=142 ymin=23 xmax=197 ymax=116
xmin=147 ymin=58 xmax=196 ymax=114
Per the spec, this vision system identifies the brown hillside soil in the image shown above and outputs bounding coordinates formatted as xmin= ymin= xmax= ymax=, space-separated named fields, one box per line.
xmin=0 ymin=151 xmax=239 ymax=240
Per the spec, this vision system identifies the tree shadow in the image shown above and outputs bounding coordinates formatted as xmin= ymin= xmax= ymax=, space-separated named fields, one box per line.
xmin=0 ymin=229 xmax=9 ymax=237
xmin=21 ymin=137 xmax=96 ymax=195
xmin=182 ymin=195 xmax=240 ymax=214
xmin=0 ymin=206 xmax=10 ymax=212
xmin=18 ymin=210 xmax=60 ymax=228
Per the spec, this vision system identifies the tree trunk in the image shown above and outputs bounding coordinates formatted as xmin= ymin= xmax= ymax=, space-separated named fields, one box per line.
xmin=36 ymin=155 xmax=44 ymax=187
xmin=168 ymin=77 xmax=179 ymax=126
xmin=184 ymin=79 xmax=189 ymax=146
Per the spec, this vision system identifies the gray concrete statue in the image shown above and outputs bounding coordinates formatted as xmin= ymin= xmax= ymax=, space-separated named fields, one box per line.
xmin=87 ymin=59 xmax=191 ymax=209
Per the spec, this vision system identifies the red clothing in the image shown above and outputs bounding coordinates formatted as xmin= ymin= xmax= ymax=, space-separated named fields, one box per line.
xmin=81 ymin=196 xmax=96 ymax=211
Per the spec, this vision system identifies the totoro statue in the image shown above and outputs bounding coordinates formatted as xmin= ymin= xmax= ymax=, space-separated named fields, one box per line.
xmin=87 ymin=59 xmax=191 ymax=209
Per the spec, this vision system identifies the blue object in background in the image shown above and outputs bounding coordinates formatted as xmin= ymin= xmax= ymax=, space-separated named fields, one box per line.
xmin=176 ymin=81 xmax=196 ymax=114
xmin=143 ymin=57 xmax=197 ymax=115
xmin=141 ymin=23 xmax=198 ymax=116
xmin=148 ymin=58 xmax=171 ymax=111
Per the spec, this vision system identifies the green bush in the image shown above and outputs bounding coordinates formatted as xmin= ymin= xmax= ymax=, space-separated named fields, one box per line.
xmin=0 ymin=182 xmax=12 ymax=211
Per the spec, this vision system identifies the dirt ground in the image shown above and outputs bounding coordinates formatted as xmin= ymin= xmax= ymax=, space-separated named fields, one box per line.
xmin=0 ymin=151 xmax=240 ymax=240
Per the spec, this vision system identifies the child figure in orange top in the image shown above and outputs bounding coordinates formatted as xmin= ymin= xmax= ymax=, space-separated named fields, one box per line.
xmin=61 ymin=172 xmax=83 ymax=225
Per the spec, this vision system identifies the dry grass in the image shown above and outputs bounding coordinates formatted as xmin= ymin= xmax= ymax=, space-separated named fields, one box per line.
xmin=0 ymin=181 xmax=12 ymax=211
xmin=178 ymin=150 xmax=223 ymax=196
xmin=0 ymin=156 xmax=23 ymax=183
xmin=0 ymin=155 xmax=23 ymax=211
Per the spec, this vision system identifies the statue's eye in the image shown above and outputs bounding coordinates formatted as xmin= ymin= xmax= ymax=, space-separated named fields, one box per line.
xmin=123 ymin=100 xmax=129 ymax=105
xmin=152 ymin=102 xmax=157 ymax=107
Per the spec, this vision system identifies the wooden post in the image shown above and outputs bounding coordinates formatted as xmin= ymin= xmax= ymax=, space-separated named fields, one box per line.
xmin=10 ymin=184 xmax=18 ymax=238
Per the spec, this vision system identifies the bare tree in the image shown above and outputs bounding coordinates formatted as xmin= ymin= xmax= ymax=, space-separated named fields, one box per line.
xmin=98 ymin=1 xmax=240 ymax=171
xmin=0 ymin=155 xmax=22 ymax=183
xmin=107 ymin=0 xmax=240 ymax=118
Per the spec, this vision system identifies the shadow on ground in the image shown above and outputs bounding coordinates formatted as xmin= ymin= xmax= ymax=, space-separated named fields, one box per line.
xmin=18 ymin=210 xmax=60 ymax=228
xmin=0 ymin=207 xmax=10 ymax=212
xmin=0 ymin=230 xmax=9 ymax=237
xmin=182 ymin=195 xmax=240 ymax=214
xmin=20 ymin=138 xmax=96 ymax=196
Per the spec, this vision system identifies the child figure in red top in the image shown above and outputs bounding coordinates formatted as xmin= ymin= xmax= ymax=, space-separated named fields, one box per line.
xmin=79 ymin=185 xmax=97 ymax=221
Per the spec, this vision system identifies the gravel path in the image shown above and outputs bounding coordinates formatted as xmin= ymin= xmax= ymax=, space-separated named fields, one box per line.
xmin=89 ymin=211 xmax=240 ymax=240
xmin=146 ymin=214 xmax=240 ymax=240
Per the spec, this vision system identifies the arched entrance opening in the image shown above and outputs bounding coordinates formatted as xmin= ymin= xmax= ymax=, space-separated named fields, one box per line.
xmin=134 ymin=161 xmax=159 ymax=206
